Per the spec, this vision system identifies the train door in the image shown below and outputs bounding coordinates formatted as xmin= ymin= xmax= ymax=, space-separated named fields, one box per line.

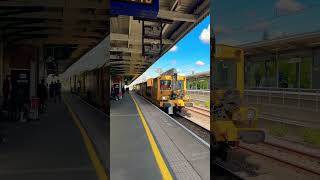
xmin=152 ymin=78 xmax=158 ymax=100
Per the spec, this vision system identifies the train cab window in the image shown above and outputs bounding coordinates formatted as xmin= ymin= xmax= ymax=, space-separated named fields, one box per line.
xmin=160 ymin=80 xmax=171 ymax=90
xmin=177 ymin=80 xmax=184 ymax=90
xmin=213 ymin=60 xmax=237 ymax=89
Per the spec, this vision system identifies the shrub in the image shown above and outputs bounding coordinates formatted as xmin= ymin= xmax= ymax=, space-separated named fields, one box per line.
xmin=205 ymin=101 xmax=210 ymax=108
xmin=302 ymin=128 xmax=320 ymax=146
xmin=269 ymin=125 xmax=289 ymax=137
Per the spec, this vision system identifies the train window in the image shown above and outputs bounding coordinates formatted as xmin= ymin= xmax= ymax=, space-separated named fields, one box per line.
xmin=160 ymin=80 xmax=171 ymax=90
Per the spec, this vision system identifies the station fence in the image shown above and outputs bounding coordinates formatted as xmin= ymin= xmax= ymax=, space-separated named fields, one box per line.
xmin=187 ymin=88 xmax=320 ymax=112
xmin=245 ymin=87 xmax=320 ymax=112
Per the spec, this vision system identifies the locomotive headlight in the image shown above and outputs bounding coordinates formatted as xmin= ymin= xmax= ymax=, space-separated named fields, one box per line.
xmin=247 ymin=108 xmax=256 ymax=121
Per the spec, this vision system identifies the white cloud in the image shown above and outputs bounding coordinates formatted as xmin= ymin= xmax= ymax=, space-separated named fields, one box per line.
xmin=199 ymin=24 xmax=210 ymax=44
xmin=276 ymin=0 xmax=304 ymax=13
xmin=169 ymin=45 xmax=178 ymax=52
xmin=170 ymin=59 xmax=177 ymax=65
xmin=196 ymin=60 xmax=205 ymax=66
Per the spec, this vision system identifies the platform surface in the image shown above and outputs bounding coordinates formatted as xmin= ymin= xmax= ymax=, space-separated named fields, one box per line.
xmin=64 ymin=94 xmax=109 ymax=170
xmin=0 ymin=100 xmax=97 ymax=180
xmin=110 ymin=93 xmax=162 ymax=180
xmin=132 ymin=92 xmax=210 ymax=180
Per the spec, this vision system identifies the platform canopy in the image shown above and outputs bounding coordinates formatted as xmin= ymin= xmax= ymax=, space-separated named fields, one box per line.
xmin=0 ymin=0 xmax=109 ymax=73
xmin=60 ymin=35 xmax=109 ymax=79
xmin=240 ymin=31 xmax=320 ymax=55
xmin=110 ymin=0 xmax=209 ymax=81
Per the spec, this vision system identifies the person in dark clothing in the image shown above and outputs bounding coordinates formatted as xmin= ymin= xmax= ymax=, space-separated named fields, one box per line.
xmin=13 ymin=84 xmax=26 ymax=122
xmin=77 ymin=81 xmax=81 ymax=95
xmin=2 ymin=75 xmax=11 ymax=109
xmin=55 ymin=80 xmax=61 ymax=103
xmin=49 ymin=82 xmax=55 ymax=101
xmin=37 ymin=79 xmax=47 ymax=112
xmin=122 ymin=86 xmax=125 ymax=97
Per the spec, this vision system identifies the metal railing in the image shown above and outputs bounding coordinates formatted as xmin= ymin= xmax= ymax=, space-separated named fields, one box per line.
xmin=186 ymin=89 xmax=210 ymax=102
xmin=187 ymin=88 xmax=320 ymax=111
xmin=245 ymin=87 xmax=320 ymax=112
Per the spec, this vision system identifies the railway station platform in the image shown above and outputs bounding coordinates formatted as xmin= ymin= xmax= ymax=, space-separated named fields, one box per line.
xmin=110 ymin=92 xmax=210 ymax=180
xmin=0 ymin=94 xmax=109 ymax=180
xmin=0 ymin=96 xmax=105 ymax=180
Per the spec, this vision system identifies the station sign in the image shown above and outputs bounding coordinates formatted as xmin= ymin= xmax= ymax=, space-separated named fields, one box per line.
xmin=117 ymin=0 xmax=153 ymax=4
xmin=110 ymin=0 xmax=159 ymax=19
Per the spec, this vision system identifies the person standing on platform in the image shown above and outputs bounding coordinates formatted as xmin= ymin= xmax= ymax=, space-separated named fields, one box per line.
xmin=14 ymin=85 xmax=26 ymax=122
xmin=49 ymin=82 xmax=55 ymax=102
xmin=55 ymin=80 xmax=62 ymax=103
xmin=2 ymin=75 xmax=11 ymax=110
xmin=77 ymin=81 xmax=81 ymax=95
xmin=37 ymin=79 xmax=47 ymax=113
xmin=122 ymin=86 xmax=125 ymax=97
xmin=111 ymin=86 xmax=115 ymax=100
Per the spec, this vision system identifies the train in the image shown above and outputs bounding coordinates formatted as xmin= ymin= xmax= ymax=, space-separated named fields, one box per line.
xmin=135 ymin=68 xmax=193 ymax=114
xmin=67 ymin=66 xmax=110 ymax=114
xmin=212 ymin=44 xmax=265 ymax=160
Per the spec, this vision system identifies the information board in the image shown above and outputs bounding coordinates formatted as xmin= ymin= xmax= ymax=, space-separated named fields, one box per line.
xmin=111 ymin=0 xmax=159 ymax=19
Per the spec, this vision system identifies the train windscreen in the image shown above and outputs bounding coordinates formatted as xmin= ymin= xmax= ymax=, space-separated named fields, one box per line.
xmin=160 ymin=80 xmax=171 ymax=90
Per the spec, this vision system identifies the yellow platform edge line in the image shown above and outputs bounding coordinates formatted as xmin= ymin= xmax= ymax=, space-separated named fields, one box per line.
xmin=130 ymin=94 xmax=173 ymax=180
xmin=63 ymin=96 xmax=109 ymax=180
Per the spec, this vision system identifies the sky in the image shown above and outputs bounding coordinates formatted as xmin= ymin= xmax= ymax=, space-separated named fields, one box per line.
xmin=212 ymin=0 xmax=320 ymax=45
xmin=131 ymin=16 xmax=210 ymax=85
xmin=130 ymin=0 xmax=320 ymax=85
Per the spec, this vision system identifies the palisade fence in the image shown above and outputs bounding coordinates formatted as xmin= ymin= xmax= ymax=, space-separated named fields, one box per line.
xmin=186 ymin=90 xmax=210 ymax=102
xmin=245 ymin=88 xmax=320 ymax=112
xmin=187 ymin=88 xmax=320 ymax=112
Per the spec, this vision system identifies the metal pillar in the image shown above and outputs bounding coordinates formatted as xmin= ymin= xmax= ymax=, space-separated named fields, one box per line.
xmin=38 ymin=45 xmax=46 ymax=83
xmin=0 ymin=41 xmax=3 ymax=96
xmin=30 ymin=58 xmax=37 ymax=97
xmin=276 ymin=49 xmax=279 ymax=88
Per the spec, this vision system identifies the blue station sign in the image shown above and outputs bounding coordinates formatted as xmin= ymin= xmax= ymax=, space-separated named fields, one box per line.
xmin=110 ymin=0 xmax=159 ymax=19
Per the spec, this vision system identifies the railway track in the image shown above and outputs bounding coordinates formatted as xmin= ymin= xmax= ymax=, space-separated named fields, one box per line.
xmin=172 ymin=114 xmax=243 ymax=179
xmin=184 ymin=106 xmax=210 ymax=117
xmin=179 ymin=106 xmax=320 ymax=178
xmin=240 ymin=142 xmax=320 ymax=176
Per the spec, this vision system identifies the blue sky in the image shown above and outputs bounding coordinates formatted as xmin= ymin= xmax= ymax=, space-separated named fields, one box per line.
xmin=132 ymin=16 xmax=210 ymax=85
xmin=212 ymin=0 xmax=320 ymax=45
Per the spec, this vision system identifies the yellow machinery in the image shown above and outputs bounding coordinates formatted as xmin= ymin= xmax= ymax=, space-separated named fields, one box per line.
xmin=137 ymin=68 xmax=192 ymax=114
xmin=212 ymin=44 xmax=265 ymax=160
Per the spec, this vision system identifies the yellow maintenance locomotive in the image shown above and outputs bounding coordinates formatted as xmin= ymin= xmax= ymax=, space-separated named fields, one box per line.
xmin=136 ymin=68 xmax=192 ymax=114
xmin=212 ymin=44 xmax=265 ymax=160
